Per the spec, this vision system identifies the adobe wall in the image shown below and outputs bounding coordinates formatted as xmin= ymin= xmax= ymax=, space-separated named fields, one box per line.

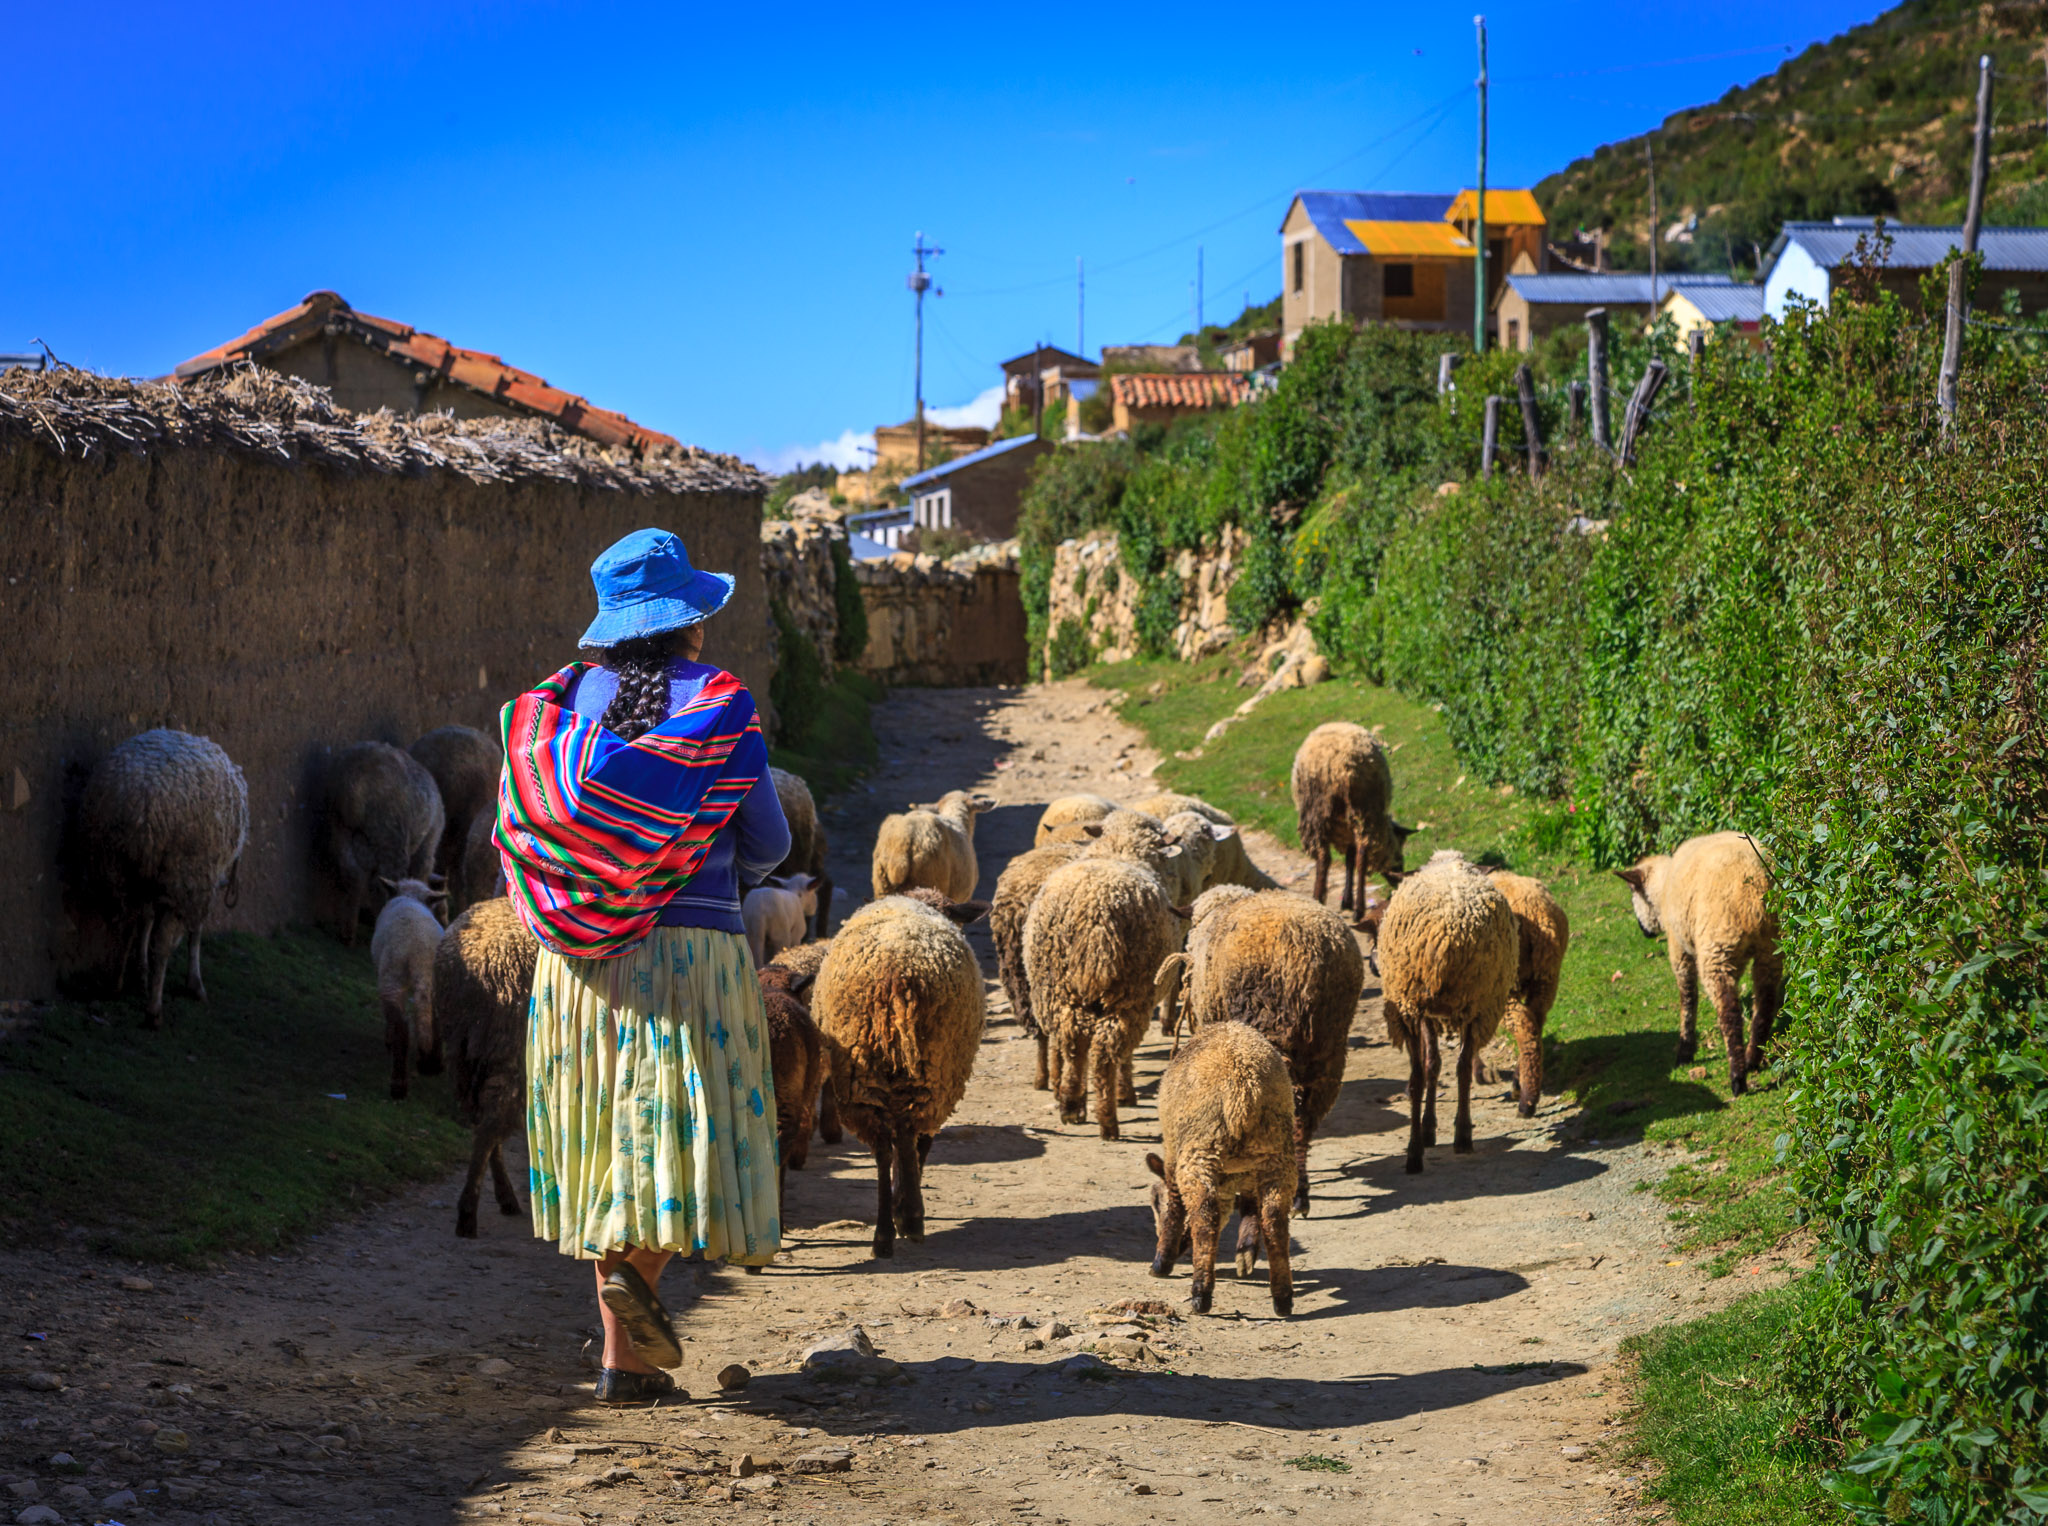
xmin=0 ymin=409 xmax=766 ymax=999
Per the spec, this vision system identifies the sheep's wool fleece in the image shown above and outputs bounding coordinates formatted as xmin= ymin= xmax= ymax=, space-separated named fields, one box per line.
xmin=1023 ymin=857 xmax=1183 ymax=1019
xmin=1289 ymin=721 xmax=1392 ymax=811
xmin=1379 ymin=851 xmax=1517 ymax=1045
xmin=1488 ymin=870 xmax=1570 ymax=997
xmin=1159 ymin=1021 xmax=1295 ymax=1169
xmin=372 ymin=896 xmax=443 ymax=1002
xmin=79 ymin=729 xmax=248 ymax=907
xmin=1654 ymin=832 xmax=1775 ymax=957
xmin=767 ymin=938 xmax=832 ymax=985
xmin=872 ymin=794 xmax=978 ymax=902
xmin=812 ymin=896 xmax=986 ymax=1137
xmin=1034 ymin=793 xmax=1120 ymax=846
xmin=1136 ymin=792 xmax=1233 ymax=827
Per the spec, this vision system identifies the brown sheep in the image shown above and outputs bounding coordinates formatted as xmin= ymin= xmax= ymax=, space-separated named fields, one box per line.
xmin=433 ymin=898 xmax=540 ymax=1238
xmin=771 ymin=766 xmax=833 ymax=939
xmin=1375 ymin=851 xmax=1517 ymax=1173
xmin=872 ymin=790 xmax=996 ymax=901
xmin=770 ymin=940 xmax=842 ymax=1145
xmin=409 ymin=726 xmax=501 ymax=897
xmin=811 ymin=893 xmax=990 ymax=1257
xmin=1289 ymin=722 xmax=1411 ymax=916
xmin=326 ymin=742 xmax=445 ymax=945
xmin=1145 ymin=1020 xmax=1297 ymax=1316
xmin=756 ymin=963 xmax=825 ymax=1211
xmin=990 ymin=841 xmax=1085 ymax=1091
xmin=1155 ymin=887 xmax=1363 ymax=1217
xmin=1023 ymin=858 xmax=1182 ymax=1140
xmin=1616 ymin=831 xmax=1781 ymax=1095
xmin=1135 ymin=792 xmax=1279 ymax=891
xmin=1484 ymin=869 xmax=1571 ymax=1118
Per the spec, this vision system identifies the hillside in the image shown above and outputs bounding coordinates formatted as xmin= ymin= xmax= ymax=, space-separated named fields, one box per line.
xmin=1537 ymin=0 xmax=2048 ymax=275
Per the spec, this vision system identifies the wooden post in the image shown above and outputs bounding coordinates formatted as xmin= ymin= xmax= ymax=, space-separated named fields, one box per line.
xmin=1586 ymin=308 xmax=1613 ymax=453
xmin=1438 ymin=353 xmax=1460 ymax=395
xmin=1567 ymin=380 xmax=1587 ymax=436
xmin=1515 ymin=364 xmax=1544 ymax=478
xmin=1938 ymin=54 xmax=1994 ymax=431
xmin=1619 ymin=361 xmax=1669 ymax=467
xmin=1481 ymin=395 xmax=1502 ymax=479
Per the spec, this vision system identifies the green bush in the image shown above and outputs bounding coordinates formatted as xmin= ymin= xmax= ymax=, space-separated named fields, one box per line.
xmin=830 ymin=537 xmax=869 ymax=664
xmin=1047 ymin=615 xmax=1093 ymax=679
xmin=767 ymin=598 xmax=824 ymax=750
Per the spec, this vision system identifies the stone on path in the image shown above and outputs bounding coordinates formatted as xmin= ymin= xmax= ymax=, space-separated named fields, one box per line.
xmin=800 ymin=1327 xmax=900 ymax=1380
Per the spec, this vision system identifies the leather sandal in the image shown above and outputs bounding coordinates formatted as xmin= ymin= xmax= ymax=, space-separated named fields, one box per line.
xmin=599 ymin=1263 xmax=683 ymax=1369
xmin=595 ymin=1366 xmax=681 ymax=1405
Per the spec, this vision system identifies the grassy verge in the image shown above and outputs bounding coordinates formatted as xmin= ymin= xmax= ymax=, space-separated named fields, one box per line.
xmin=772 ymin=669 xmax=882 ymax=799
xmin=0 ymin=930 xmax=471 ymax=1266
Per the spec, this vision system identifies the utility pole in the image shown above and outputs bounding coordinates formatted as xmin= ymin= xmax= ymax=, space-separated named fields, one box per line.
xmin=1939 ymin=54 xmax=1994 ymax=431
xmin=909 ymin=231 xmax=943 ymax=470
xmin=1646 ymin=141 xmax=1660 ymax=309
xmin=1474 ymin=15 xmax=1489 ymax=354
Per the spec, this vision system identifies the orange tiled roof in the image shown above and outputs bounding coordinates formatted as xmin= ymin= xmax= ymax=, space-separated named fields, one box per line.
xmin=1108 ymin=372 xmax=1252 ymax=410
xmin=172 ymin=290 xmax=678 ymax=454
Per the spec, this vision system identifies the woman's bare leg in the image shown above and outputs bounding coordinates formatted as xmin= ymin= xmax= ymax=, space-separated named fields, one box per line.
xmin=594 ymin=1247 xmax=676 ymax=1373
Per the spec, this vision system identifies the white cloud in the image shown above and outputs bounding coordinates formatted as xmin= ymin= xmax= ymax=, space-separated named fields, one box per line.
xmin=756 ymin=428 xmax=875 ymax=476
xmin=924 ymin=383 xmax=1005 ymax=431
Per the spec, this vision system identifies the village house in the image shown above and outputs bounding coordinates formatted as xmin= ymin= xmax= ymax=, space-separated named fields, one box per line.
xmin=1763 ymin=219 xmax=2048 ymax=319
xmin=1107 ymin=372 xmax=1252 ymax=434
xmin=899 ymin=434 xmax=1052 ymax=544
xmin=1491 ymin=271 xmax=1754 ymax=350
xmin=872 ymin=416 xmax=992 ymax=476
xmin=1279 ymin=188 xmax=1546 ymax=354
xmin=1220 ymin=331 xmax=1282 ymax=372
xmin=1000 ymin=345 xmax=1099 ymax=418
xmin=1660 ymin=280 xmax=1766 ymax=343
xmin=1102 ymin=343 xmax=1204 ymax=373
xmin=174 ymin=290 xmax=678 ymax=453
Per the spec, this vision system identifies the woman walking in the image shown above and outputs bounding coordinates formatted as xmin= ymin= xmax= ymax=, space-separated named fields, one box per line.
xmin=496 ymin=528 xmax=791 ymax=1404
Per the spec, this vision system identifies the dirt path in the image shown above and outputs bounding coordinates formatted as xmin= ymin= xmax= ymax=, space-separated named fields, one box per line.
xmin=0 ymin=680 xmax=1768 ymax=1526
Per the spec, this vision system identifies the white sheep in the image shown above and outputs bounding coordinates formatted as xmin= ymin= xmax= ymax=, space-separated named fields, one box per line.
xmin=872 ymin=789 xmax=996 ymax=901
xmin=371 ymin=877 xmax=448 ymax=1101
xmin=1135 ymin=792 xmax=1279 ymax=892
xmin=743 ymin=873 xmax=821 ymax=968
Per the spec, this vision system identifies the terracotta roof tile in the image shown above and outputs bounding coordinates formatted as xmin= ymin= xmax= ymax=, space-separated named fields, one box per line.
xmin=172 ymin=290 xmax=679 ymax=454
xmin=1109 ymin=372 xmax=1253 ymax=410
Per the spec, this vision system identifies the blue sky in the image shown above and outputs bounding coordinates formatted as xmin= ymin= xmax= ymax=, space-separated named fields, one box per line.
xmin=11 ymin=0 xmax=1884 ymax=470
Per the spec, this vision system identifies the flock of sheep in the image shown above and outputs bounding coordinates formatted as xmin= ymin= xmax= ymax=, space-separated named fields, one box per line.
xmin=76 ymin=709 xmax=1781 ymax=1317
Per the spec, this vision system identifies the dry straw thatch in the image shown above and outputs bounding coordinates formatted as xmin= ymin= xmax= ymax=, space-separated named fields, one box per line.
xmin=0 ymin=363 xmax=764 ymax=496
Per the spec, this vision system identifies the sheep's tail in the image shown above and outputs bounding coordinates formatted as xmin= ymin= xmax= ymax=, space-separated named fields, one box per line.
xmin=1154 ymin=953 xmax=1189 ymax=1052
xmin=1221 ymin=1065 xmax=1262 ymax=1145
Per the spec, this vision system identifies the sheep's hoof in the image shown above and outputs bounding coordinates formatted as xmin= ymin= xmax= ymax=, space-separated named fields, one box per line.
xmin=871 ymin=1238 xmax=894 ymax=1259
xmin=142 ymin=1009 xmax=164 ymax=1032
xmin=1453 ymin=1137 xmax=1474 ymax=1154
xmin=1149 ymin=1258 xmax=1173 ymax=1279
xmin=1517 ymin=1099 xmax=1536 ymax=1118
xmin=743 ymin=1264 xmax=763 ymax=1275
xmin=1190 ymin=1286 xmax=1212 ymax=1315
xmin=820 ymin=1126 xmax=843 ymax=1144
xmin=1293 ymin=1191 xmax=1310 ymax=1217
xmin=456 ymin=1217 xmax=478 ymax=1239
xmin=1270 ymin=1291 xmax=1294 ymax=1318
xmin=498 ymin=1197 xmax=522 ymax=1217
xmin=1728 ymin=1073 xmax=1748 ymax=1098
xmin=1674 ymin=1037 xmax=1698 ymax=1064
xmin=1745 ymin=1046 xmax=1768 ymax=1073
xmin=1405 ymin=1153 xmax=1424 ymax=1175
xmin=1235 ymin=1250 xmax=1256 ymax=1279
xmin=1031 ymin=1077 xmax=1050 ymax=1092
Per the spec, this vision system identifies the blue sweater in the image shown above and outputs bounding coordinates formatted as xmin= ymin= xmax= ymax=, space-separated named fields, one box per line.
xmin=567 ymin=660 xmax=792 ymax=935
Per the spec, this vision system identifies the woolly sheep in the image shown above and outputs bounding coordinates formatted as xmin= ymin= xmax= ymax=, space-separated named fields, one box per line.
xmin=433 ymin=897 xmax=541 ymax=1237
xmin=743 ymin=873 xmax=820 ymax=968
xmin=1154 ymin=887 xmax=1363 ymax=1216
xmin=756 ymin=963 xmax=825 ymax=1210
xmin=1023 ymin=857 xmax=1183 ymax=1140
xmin=1616 ymin=831 xmax=1781 ymax=1095
xmin=990 ymin=841 xmax=1086 ymax=1091
xmin=409 ymin=726 xmax=501 ymax=897
xmin=326 ymin=742 xmax=445 ymax=945
xmin=1373 ymin=850 xmax=1517 ymax=1173
xmin=372 ymin=877 xmax=448 ymax=1100
xmin=771 ymin=766 xmax=833 ymax=940
xmin=1145 ymin=1021 xmax=1297 ymax=1316
xmin=1484 ymin=869 xmax=1571 ymax=1118
xmin=1289 ymin=722 xmax=1410 ymax=915
xmin=1034 ymin=793 xmax=1120 ymax=846
xmin=770 ymin=939 xmax=842 ymax=1144
xmin=456 ymin=806 xmax=504 ymax=912
xmin=77 ymin=729 xmax=249 ymax=1028
xmin=1136 ymin=792 xmax=1279 ymax=892
xmin=811 ymin=892 xmax=990 ymax=1257
xmin=872 ymin=789 xmax=995 ymax=902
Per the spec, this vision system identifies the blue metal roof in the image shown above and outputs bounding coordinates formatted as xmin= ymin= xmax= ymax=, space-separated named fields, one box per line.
xmin=1501 ymin=272 xmax=1748 ymax=308
xmin=1766 ymin=220 xmax=2048 ymax=275
xmin=898 ymin=432 xmax=1046 ymax=493
xmin=1289 ymin=191 xmax=1457 ymax=255
xmin=1671 ymin=282 xmax=1765 ymax=323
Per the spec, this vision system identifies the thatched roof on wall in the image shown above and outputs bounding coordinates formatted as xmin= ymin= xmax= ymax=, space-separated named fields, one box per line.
xmin=0 ymin=364 xmax=765 ymax=496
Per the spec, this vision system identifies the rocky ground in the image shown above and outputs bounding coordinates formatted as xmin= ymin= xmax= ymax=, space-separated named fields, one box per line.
xmin=0 ymin=679 xmax=1796 ymax=1526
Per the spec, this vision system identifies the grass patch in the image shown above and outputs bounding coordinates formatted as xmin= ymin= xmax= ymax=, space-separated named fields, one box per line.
xmin=771 ymin=668 xmax=883 ymax=799
xmin=1093 ymin=656 xmax=1797 ymax=1261
xmin=1621 ymin=1285 xmax=1832 ymax=1524
xmin=0 ymin=930 xmax=471 ymax=1266
xmin=1285 ymin=1454 xmax=1352 ymax=1473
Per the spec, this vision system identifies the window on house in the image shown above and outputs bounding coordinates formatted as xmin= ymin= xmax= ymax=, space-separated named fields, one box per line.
xmin=1507 ymin=318 xmax=1521 ymax=350
xmin=1384 ymin=263 xmax=1415 ymax=299
xmin=1292 ymin=242 xmax=1305 ymax=294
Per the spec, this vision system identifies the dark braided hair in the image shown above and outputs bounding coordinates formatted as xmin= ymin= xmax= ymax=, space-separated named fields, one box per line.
xmin=598 ymin=630 xmax=691 ymax=741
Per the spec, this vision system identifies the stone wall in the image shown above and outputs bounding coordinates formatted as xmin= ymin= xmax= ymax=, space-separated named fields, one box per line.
xmin=1044 ymin=525 xmax=1249 ymax=668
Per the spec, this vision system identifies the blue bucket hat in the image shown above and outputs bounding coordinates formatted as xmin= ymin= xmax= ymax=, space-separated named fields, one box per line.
xmin=579 ymin=528 xmax=735 ymax=649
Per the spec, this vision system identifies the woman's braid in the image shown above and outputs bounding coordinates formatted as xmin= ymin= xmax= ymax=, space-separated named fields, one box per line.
xmin=599 ymin=633 xmax=682 ymax=741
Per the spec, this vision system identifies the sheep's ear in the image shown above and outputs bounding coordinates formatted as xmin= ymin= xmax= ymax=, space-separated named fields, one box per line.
xmin=788 ymin=967 xmax=817 ymax=996
xmin=427 ymin=872 xmax=448 ymax=887
xmin=1614 ymin=866 xmax=1648 ymax=892
xmin=1162 ymin=844 xmax=1183 ymax=860
xmin=970 ymin=794 xmax=997 ymax=813
xmin=375 ymin=875 xmax=397 ymax=892
xmin=941 ymin=898 xmax=991 ymax=926
xmin=1082 ymin=823 xmax=1104 ymax=838
xmin=1390 ymin=820 xmax=1416 ymax=842
xmin=1381 ymin=868 xmax=1405 ymax=890
xmin=1169 ymin=903 xmax=1193 ymax=919
xmin=1209 ymin=822 xmax=1236 ymax=841
xmin=1144 ymin=1152 xmax=1168 ymax=1180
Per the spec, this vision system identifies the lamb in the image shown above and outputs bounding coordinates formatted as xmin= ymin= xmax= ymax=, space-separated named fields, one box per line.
xmin=1023 ymin=857 xmax=1183 ymax=1140
xmin=1145 ymin=1020 xmax=1297 ymax=1316
xmin=77 ymin=729 xmax=249 ymax=1028
xmin=990 ymin=841 xmax=1085 ymax=1090
xmin=1160 ymin=810 xmax=1238 ymax=903
xmin=408 ymin=726 xmax=501 ymax=898
xmin=743 ymin=873 xmax=820 ymax=967
xmin=810 ymin=892 xmax=990 ymax=1256
xmin=1484 ymin=869 xmax=1571 ymax=1118
xmin=1153 ymin=887 xmax=1363 ymax=1216
xmin=1136 ymin=792 xmax=1279 ymax=891
xmin=433 ymin=897 xmax=541 ymax=1237
xmin=771 ymin=766 xmax=833 ymax=939
xmin=871 ymin=790 xmax=996 ymax=901
xmin=1289 ymin=722 xmax=1411 ymax=915
xmin=371 ymin=877 xmax=449 ymax=1100
xmin=1373 ymin=850 xmax=1518 ymax=1173
xmin=756 ymin=963 xmax=825 ymax=1209
xmin=1034 ymin=793 xmax=1119 ymax=846
xmin=456 ymin=806 xmax=504 ymax=911
xmin=326 ymin=741 xmax=445 ymax=944
xmin=1616 ymin=831 xmax=1781 ymax=1095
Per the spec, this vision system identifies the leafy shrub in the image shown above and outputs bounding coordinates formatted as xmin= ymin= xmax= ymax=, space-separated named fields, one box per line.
xmin=767 ymin=598 xmax=824 ymax=750
xmin=830 ymin=537 xmax=868 ymax=664
xmin=1047 ymin=616 xmax=1093 ymax=679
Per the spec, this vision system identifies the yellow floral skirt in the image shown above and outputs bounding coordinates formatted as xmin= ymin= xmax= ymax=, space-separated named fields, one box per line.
xmin=526 ymin=926 xmax=780 ymax=1264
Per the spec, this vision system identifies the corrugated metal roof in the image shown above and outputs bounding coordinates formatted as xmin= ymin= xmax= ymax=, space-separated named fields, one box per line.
xmin=1770 ymin=221 xmax=2048 ymax=273
xmin=1501 ymin=272 xmax=1746 ymax=307
xmin=1291 ymin=191 xmax=1456 ymax=253
xmin=1444 ymin=188 xmax=1546 ymax=226
xmin=899 ymin=431 xmax=1047 ymax=492
xmin=1345 ymin=220 xmax=1472 ymax=258
xmin=1669 ymin=283 xmax=1765 ymax=323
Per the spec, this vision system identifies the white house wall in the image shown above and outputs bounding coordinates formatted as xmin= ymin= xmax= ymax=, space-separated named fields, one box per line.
xmin=1766 ymin=240 xmax=1831 ymax=320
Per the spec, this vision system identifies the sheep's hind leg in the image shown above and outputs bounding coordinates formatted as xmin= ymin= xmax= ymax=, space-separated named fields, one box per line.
xmin=1421 ymin=1025 xmax=1441 ymax=1148
xmin=383 ymin=996 xmax=412 ymax=1101
xmin=1453 ymin=1028 xmax=1477 ymax=1153
xmin=1259 ymin=1177 xmax=1294 ymax=1318
xmin=1033 ymin=1031 xmax=1050 ymax=1091
xmin=1119 ymin=1054 xmax=1137 ymax=1107
xmin=1510 ymin=1000 xmax=1544 ymax=1119
xmin=1748 ymin=953 xmax=1784 ymax=1076
xmin=1673 ymin=951 xmax=1700 ymax=1064
xmin=1704 ymin=960 xmax=1749 ymax=1096
xmin=892 ymin=1126 xmax=926 ymax=1242
xmin=143 ymin=913 xmax=183 ymax=1031
xmin=1400 ymin=1018 xmax=1427 ymax=1174
xmin=1310 ymin=841 xmax=1330 ymax=908
xmin=1291 ymin=1094 xmax=1312 ymax=1216
xmin=184 ymin=919 xmax=206 ymax=1002
xmin=1186 ymin=1182 xmax=1223 ymax=1314
xmin=456 ymin=1128 xmax=499 ymax=1237
xmin=1340 ymin=840 xmax=1358 ymax=913
xmin=1150 ymin=1186 xmax=1188 ymax=1280
xmin=1056 ymin=1029 xmax=1091 ymax=1126
xmin=1234 ymin=1193 xmax=1261 ymax=1278
xmin=489 ymin=1140 xmax=521 ymax=1216
xmin=816 ymin=1077 xmax=843 ymax=1145
xmin=869 ymin=1135 xmax=896 ymax=1258
xmin=1090 ymin=1034 xmax=1123 ymax=1140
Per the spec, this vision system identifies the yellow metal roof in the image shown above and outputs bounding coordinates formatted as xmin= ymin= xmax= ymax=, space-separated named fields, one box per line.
xmin=1444 ymin=188 xmax=1546 ymax=226
xmin=1343 ymin=219 xmax=1475 ymax=257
